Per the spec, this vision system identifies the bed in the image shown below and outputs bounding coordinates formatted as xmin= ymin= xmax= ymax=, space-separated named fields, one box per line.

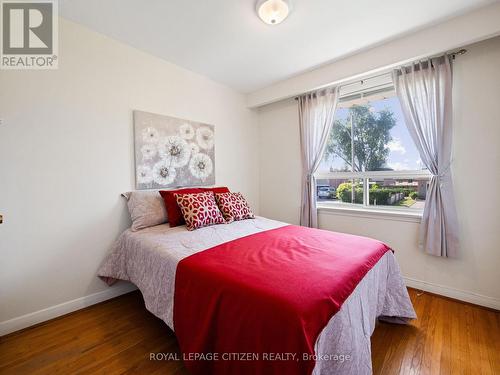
xmin=98 ymin=216 xmax=416 ymax=375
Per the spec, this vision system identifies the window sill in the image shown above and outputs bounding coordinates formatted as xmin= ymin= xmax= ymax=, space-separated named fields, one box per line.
xmin=317 ymin=204 xmax=422 ymax=223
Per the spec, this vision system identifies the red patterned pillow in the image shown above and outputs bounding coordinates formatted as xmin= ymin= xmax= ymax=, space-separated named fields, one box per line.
xmin=159 ymin=188 xmax=204 ymax=227
xmin=215 ymin=192 xmax=255 ymax=222
xmin=160 ymin=187 xmax=230 ymax=228
xmin=175 ymin=191 xmax=226 ymax=231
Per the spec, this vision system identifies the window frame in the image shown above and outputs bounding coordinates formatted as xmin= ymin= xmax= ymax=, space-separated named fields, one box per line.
xmin=314 ymin=78 xmax=431 ymax=216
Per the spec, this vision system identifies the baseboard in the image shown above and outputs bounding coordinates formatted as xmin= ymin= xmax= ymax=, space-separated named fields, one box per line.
xmin=2 ymin=278 xmax=497 ymax=336
xmin=0 ymin=282 xmax=137 ymax=336
xmin=404 ymin=277 xmax=500 ymax=310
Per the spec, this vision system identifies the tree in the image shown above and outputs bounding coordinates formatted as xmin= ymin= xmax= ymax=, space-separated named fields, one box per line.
xmin=324 ymin=105 xmax=396 ymax=171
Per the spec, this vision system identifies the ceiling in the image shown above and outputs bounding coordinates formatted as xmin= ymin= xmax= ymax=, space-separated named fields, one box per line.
xmin=60 ymin=0 xmax=497 ymax=93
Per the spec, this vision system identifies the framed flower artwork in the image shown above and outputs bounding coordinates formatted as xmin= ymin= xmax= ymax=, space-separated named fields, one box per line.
xmin=133 ymin=110 xmax=215 ymax=189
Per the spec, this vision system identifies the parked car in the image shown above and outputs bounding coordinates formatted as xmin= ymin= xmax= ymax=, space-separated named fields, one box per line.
xmin=317 ymin=185 xmax=331 ymax=199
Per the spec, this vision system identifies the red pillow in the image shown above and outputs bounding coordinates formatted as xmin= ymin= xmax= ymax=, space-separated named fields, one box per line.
xmin=159 ymin=187 xmax=230 ymax=227
xmin=175 ymin=191 xmax=226 ymax=231
xmin=159 ymin=188 xmax=203 ymax=227
xmin=215 ymin=192 xmax=255 ymax=222
xmin=202 ymin=186 xmax=230 ymax=194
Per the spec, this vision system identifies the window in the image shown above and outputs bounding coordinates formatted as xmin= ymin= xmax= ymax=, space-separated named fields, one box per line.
xmin=316 ymin=74 xmax=430 ymax=213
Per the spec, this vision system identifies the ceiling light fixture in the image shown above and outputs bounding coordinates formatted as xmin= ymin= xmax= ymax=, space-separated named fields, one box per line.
xmin=256 ymin=0 xmax=292 ymax=25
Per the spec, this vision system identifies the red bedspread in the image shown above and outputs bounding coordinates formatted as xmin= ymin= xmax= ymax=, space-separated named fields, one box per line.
xmin=173 ymin=225 xmax=391 ymax=375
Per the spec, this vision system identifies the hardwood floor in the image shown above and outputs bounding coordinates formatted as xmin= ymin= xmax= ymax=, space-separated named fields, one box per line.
xmin=0 ymin=289 xmax=498 ymax=375
xmin=372 ymin=289 xmax=499 ymax=374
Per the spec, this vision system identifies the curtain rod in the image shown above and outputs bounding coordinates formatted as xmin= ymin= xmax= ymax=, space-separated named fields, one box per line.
xmin=294 ymin=48 xmax=467 ymax=100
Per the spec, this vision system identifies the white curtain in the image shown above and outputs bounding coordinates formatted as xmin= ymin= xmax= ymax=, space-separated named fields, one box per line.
xmin=298 ymin=87 xmax=339 ymax=228
xmin=393 ymin=55 xmax=459 ymax=257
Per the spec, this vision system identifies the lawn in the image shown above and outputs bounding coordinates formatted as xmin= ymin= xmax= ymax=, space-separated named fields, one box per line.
xmin=394 ymin=197 xmax=416 ymax=207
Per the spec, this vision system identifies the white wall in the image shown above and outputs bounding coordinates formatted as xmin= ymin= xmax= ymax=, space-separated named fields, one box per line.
xmin=257 ymin=36 xmax=500 ymax=308
xmin=0 ymin=19 xmax=259 ymax=329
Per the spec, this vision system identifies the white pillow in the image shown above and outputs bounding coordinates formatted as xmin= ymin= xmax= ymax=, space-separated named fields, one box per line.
xmin=122 ymin=191 xmax=168 ymax=231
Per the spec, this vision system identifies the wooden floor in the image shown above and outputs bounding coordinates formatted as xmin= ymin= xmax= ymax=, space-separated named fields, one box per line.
xmin=0 ymin=289 xmax=498 ymax=375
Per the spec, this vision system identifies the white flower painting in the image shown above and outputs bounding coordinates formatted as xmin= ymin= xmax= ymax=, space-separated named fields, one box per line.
xmin=137 ymin=165 xmax=153 ymax=184
xmin=142 ymin=126 xmax=159 ymax=143
xmin=179 ymin=123 xmax=195 ymax=140
xmin=140 ymin=144 xmax=156 ymax=161
xmin=196 ymin=126 xmax=214 ymax=150
xmin=134 ymin=110 xmax=215 ymax=189
xmin=189 ymin=153 xmax=213 ymax=180
xmin=157 ymin=136 xmax=190 ymax=168
xmin=152 ymin=160 xmax=176 ymax=185
xmin=189 ymin=142 xmax=200 ymax=155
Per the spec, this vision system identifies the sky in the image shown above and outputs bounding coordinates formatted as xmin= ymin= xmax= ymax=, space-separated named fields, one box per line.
xmin=318 ymin=96 xmax=423 ymax=172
